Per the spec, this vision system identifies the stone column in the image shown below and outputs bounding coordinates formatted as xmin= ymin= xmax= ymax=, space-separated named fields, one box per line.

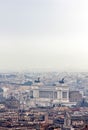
xmin=57 ymin=89 xmax=62 ymax=102
xmin=67 ymin=90 xmax=69 ymax=102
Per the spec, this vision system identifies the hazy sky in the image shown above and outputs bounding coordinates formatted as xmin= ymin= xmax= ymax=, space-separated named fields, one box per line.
xmin=0 ymin=0 xmax=88 ymax=72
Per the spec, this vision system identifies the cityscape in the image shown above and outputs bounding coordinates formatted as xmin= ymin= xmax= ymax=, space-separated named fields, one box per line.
xmin=0 ymin=72 xmax=87 ymax=129
xmin=1 ymin=0 xmax=88 ymax=129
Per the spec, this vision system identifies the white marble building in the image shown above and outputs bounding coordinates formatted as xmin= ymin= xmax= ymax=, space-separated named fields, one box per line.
xmin=31 ymin=84 xmax=69 ymax=104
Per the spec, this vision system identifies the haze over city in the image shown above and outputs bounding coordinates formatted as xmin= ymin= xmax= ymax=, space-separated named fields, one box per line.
xmin=0 ymin=0 xmax=88 ymax=72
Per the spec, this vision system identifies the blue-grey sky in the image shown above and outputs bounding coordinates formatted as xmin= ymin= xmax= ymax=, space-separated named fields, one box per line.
xmin=0 ymin=0 xmax=88 ymax=72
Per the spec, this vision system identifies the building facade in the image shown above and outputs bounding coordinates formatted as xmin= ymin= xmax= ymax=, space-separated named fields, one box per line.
xmin=31 ymin=84 xmax=69 ymax=104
